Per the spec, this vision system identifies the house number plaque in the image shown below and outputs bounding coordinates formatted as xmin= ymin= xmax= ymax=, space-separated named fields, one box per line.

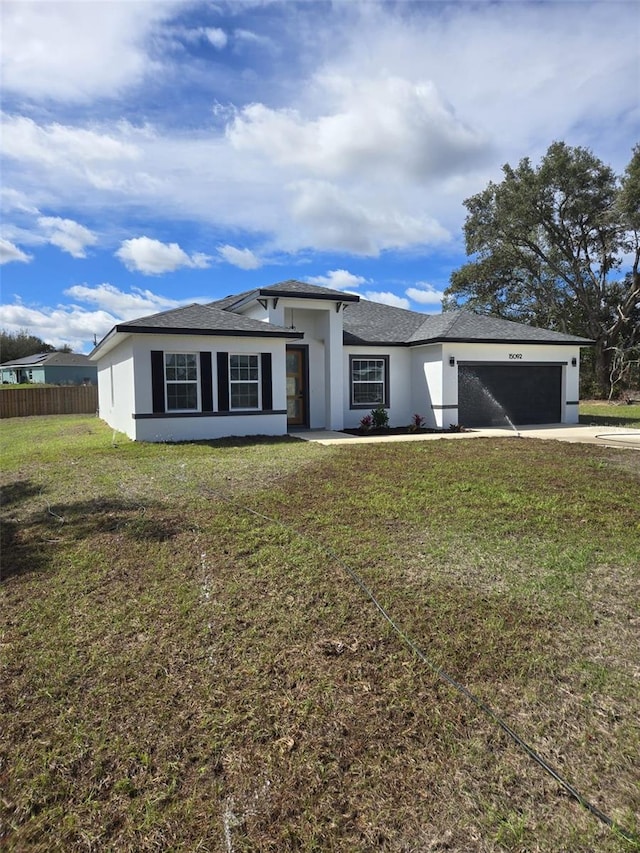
xmin=508 ymin=353 xmax=523 ymax=359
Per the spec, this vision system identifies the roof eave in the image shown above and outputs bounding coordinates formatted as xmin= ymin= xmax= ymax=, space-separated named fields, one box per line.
xmin=261 ymin=288 xmax=360 ymax=303
xmin=90 ymin=324 xmax=304 ymax=359
xmin=343 ymin=336 xmax=411 ymax=346
xmin=115 ymin=324 xmax=303 ymax=339
xmin=408 ymin=336 xmax=595 ymax=347
xmin=228 ymin=288 xmax=360 ymax=312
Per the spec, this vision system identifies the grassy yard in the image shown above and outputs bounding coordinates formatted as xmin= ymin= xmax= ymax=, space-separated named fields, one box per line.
xmin=580 ymin=400 xmax=640 ymax=429
xmin=1 ymin=415 xmax=639 ymax=852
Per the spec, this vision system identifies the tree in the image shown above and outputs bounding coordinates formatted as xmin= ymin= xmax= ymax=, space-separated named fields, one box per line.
xmin=444 ymin=142 xmax=640 ymax=396
xmin=0 ymin=329 xmax=55 ymax=363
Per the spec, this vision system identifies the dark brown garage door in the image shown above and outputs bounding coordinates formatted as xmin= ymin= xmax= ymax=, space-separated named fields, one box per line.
xmin=458 ymin=364 xmax=562 ymax=427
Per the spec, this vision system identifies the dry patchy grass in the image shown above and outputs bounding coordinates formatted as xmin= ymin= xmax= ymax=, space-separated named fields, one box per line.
xmin=1 ymin=416 xmax=639 ymax=852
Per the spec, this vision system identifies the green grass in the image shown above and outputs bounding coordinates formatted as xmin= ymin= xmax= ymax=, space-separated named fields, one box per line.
xmin=2 ymin=415 xmax=639 ymax=852
xmin=580 ymin=400 xmax=640 ymax=429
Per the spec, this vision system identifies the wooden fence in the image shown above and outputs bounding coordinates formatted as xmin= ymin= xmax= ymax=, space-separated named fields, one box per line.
xmin=0 ymin=386 xmax=98 ymax=419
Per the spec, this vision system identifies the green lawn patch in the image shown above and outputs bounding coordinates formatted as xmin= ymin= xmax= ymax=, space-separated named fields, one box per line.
xmin=580 ymin=400 xmax=640 ymax=429
xmin=1 ymin=415 xmax=639 ymax=851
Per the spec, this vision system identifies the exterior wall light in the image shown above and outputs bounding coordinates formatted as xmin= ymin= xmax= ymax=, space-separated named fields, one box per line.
xmin=449 ymin=356 xmax=455 ymax=366
xmin=571 ymin=357 xmax=577 ymax=367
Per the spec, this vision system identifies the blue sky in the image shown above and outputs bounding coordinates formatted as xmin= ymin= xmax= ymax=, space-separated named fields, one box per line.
xmin=1 ymin=0 xmax=638 ymax=353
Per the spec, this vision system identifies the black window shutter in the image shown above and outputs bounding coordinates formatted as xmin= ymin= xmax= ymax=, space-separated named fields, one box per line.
xmin=151 ymin=350 xmax=165 ymax=413
xmin=217 ymin=352 xmax=229 ymax=411
xmin=200 ymin=352 xmax=213 ymax=412
xmin=261 ymin=352 xmax=273 ymax=411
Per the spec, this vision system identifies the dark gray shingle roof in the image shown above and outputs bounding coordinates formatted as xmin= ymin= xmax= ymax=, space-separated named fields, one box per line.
xmin=410 ymin=310 xmax=593 ymax=344
xmin=92 ymin=283 xmax=593 ymax=356
xmin=111 ymin=303 xmax=302 ymax=338
xmin=342 ymin=301 xmax=427 ymax=344
xmin=342 ymin=301 xmax=593 ymax=345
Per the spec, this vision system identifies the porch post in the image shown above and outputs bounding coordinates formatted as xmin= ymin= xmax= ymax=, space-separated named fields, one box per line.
xmin=323 ymin=308 xmax=344 ymax=431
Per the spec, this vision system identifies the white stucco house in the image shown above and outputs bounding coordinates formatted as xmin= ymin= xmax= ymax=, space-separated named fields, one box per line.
xmin=90 ymin=280 xmax=593 ymax=442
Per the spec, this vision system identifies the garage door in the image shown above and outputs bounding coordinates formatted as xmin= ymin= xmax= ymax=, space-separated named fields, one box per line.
xmin=458 ymin=364 xmax=562 ymax=427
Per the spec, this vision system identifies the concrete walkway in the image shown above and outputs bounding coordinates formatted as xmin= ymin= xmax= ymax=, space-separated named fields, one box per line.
xmin=293 ymin=424 xmax=640 ymax=449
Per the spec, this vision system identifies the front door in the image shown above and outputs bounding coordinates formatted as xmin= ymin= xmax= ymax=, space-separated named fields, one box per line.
xmin=286 ymin=347 xmax=307 ymax=427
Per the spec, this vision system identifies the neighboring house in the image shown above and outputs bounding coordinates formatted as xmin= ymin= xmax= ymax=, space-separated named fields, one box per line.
xmin=0 ymin=352 xmax=97 ymax=385
xmin=90 ymin=280 xmax=593 ymax=442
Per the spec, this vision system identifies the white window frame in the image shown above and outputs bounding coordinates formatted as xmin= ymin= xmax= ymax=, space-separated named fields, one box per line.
xmin=229 ymin=353 xmax=261 ymax=410
xmin=350 ymin=355 xmax=389 ymax=408
xmin=164 ymin=352 xmax=200 ymax=412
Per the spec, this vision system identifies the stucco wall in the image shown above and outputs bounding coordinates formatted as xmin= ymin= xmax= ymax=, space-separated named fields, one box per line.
xmin=343 ymin=346 xmax=413 ymax=429
xmin=97 ymin=339 xmax=135 ymax=437
xmin=133 ymin=412 xmax=288 ymax=442
xmin=98 ymin=333 xmax=289 ymax=442
xmin=410 ymin=344 xmax=442 ymax=428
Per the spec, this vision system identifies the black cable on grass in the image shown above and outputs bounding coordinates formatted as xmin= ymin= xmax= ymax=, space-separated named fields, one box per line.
xmin=213 ymin=492 xmax=638 ymax=846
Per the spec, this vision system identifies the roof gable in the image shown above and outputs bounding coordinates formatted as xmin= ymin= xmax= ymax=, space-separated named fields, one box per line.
xmin=209 ymin=279 xmax=359 ymax=312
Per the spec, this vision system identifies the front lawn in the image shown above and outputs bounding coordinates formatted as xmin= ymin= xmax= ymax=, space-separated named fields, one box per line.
xmin=1 ymin=415 xmax=639 ymax=852
xmin=580 ymin=400 xmax=640 ymax=429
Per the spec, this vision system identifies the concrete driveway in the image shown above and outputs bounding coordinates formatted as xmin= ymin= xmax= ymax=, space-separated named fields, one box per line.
xmin=295 ymin=424 xmax=640 ymax=449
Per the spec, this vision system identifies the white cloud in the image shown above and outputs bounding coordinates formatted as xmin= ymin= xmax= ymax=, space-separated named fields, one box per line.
xmin=1 ymin=2 xmax=180 ymax=102
xmin=0 ymin=300 xmax=118 ymax=352
xmin=179 ymin=26 xmax=228 ymax=49
xmin=205 ymin=28 xmax=228 ymax=50
xmin=116 ymin=237 xmax=211 ymax=275
xmin=306 ymin=269 xmax=368 ymax=290
xmin=38 ymin=217 xmax=98 ymax=258
xmin=1 ymin=1 xmax=637 ymax=265
xmin=228 ymin=76 xmax=490 ymax=182
xmin=1 ymin=187 xmax=39 ymax=215
xmin=406 ymin=284 xmax=446 ymax=307
xmin=233 ymin=29 xmax=276 ymax=52
xmin=363 ymin=291 xmax=410 ymax=310
xmin=218 ymin=244 xmax=262 ymax=270
xmin=0 ymin=283 xmax=196 ymax=351
xmin=1 ymin=115 xmax=157 ymax=211
xmin=289 ymin=180 xmax=450 ymax=255
xmin=0 ymin=238 xmax=32 ymax=265
xmin=64 ymin=284 xmax=180 ymax=320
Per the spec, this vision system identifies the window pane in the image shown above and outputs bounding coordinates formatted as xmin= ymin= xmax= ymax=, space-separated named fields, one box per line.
xmin=167 ymin=383 xmax=198 ymax=410
xmin=352 ymin=357 xmax=387 ymax=406
xmin=353 ymin=383 xmax=384 ymax=405
xmin=166 ymin=353 xmax=197 ymax=382
xmin=353 ymin=360 xmax=384 ymax=382
xmin=231 ymin=383 xmax=259 ymax=409
xmin=230 ymin=354 xmax=258 ymax=381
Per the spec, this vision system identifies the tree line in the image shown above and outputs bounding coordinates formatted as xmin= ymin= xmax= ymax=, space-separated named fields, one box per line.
xmin=445 ymin=142 xmax=639 ymax=398
xmin=0 ymin=330 xmax=72 ymax=364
